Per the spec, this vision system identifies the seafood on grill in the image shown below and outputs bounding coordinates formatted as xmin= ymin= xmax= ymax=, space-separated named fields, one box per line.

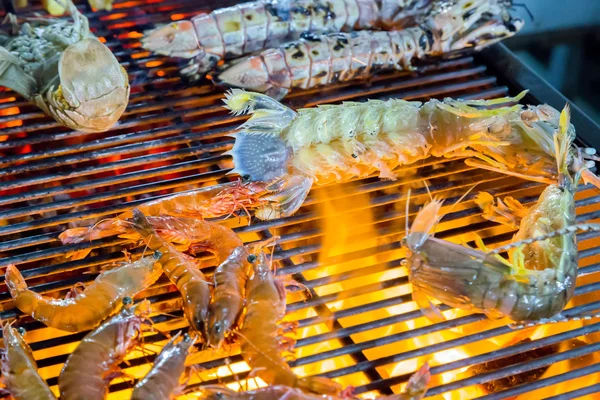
xmin=131 ymin=209 xmax=217 ymax=338
xmin=58 ymin=180 xmax=282 ymax=259
xmin=0 ymin=323 xmax=57 ymax=400
xmin=59 ymin=298 xmax=151 ymax=400
xmin=142 ymin=0 xmax=437 ymax=80
xmin=131 ymin=332 xmax=196 ymax=400
xmin=406 ymin=106 xmax=600 ymax=323
xmin=0 ymin=1 xmax=129 ymax=132
xmin=4 ymin=255 xmax=161 ymax=333
xmin=223 ymin=89 xmax=600 ymax=220
xmin=238 ymin=243 xmax=345 ymax=396
xmin=197 ymin=362 xmax=430 ymax=399
xmin=214 ymin=0 xmax=523 ymax=99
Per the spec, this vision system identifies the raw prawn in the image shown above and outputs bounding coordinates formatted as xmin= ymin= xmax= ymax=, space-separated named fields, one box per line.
xmin=223 ymin=89 xmax=600 ymax=220
xmin=59 ymin=298 xmax=151 ymax=400
xmin=207 ymin=236 xmax=278 ymax=348
xmin=215 ymin=0 xmax=523 ymax=99
xmin=406 ymin=106 xmax=600 ymax=322
xmin=130 ymin=209 xmax=242 ymax=337
xmin=131 ymin=332 xmax=196 ymax=400
xmin=58 ymin=180 xmax=284 ymax=259
xmin=0 ymin=1 xmax=129 ymax=132
xmin=197 ymin=362 xmax=430 ymax=399
xmin=0 ymin=323 xmax=57 ymax=400
xmin=142 ymin=0 xmax=436 ymax=80
xmin=237 ymin=245 xmax=344 ymax=396
xmin=4 ymin=255 xmax=161 ymax=333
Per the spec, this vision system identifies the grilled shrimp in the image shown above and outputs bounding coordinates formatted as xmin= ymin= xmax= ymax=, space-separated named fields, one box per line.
xmin=130 ymin=209 xmax=242 ymax=338
xmin=58 ymin=180 xmax=281 ymax=259
xmin=406 ymin=106 xmax=600 ymax=322
xmin=142 ymin=0 xmax=436 ymax=80
xmin=131 ymin=332 xmax=196 ymax=400
xmin=215 ymin=0 xmax=523 ymax=99
xmin=59 ymin=298 xmax=150 ymax=400
xmin=198 ymin=362 xmax=429 ymax=399
xmin=223 ymin=90 xmax=600 ymax=220
xmin=4 ymin=256 xmax=161 ymax=333
xmin=0 ymin=323 xmax=57 ymax=400
xmin=0 ymin=1 xmax=129 ymax=132
xmin=238 ymin=246 xmax=344 ymax=396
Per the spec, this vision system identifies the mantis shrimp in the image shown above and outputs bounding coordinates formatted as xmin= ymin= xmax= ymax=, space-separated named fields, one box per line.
xmin=0 ymin=1 xmax=129 ymax=132
xmin=405 ymin=105 xmax=600 ymax=323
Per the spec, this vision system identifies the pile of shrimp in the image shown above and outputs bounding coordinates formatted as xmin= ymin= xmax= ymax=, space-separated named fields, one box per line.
xmin=2 ymin=206 xmax=430 ymax=399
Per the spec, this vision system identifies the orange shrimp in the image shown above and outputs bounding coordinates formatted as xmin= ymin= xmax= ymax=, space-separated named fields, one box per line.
xmin=0 ymin=323 xmax=57 ymax=400
xmin=4 ymin=255 xmax=162 ymax=333
xmin=58 ymin=180 xmax=274 ymax=259
xmin=59 ymin=298 xmax=151 ymax=400
xmin=197 ymin=363 xmax=430 ymax=399
xmin=131 ymin=332 xmax=196 ymax=400
xmin=237 ymin=246 xmax=344 ymax=396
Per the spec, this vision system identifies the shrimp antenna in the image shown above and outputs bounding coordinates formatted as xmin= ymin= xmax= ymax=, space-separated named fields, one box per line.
xmin=423 ymin=180 xmax=433 ymax=203
xmin=511 ymin=2 xmax=534 ymax=21
xmin=405 ymin=189 xmax=412 ymax=235
xmin=445 ymin=183 xmax=480 ymax=216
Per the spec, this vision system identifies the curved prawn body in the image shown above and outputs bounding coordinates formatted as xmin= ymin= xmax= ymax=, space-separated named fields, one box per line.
xmin=131 ymin=209 xmax=218 ymax=338
xmin=58 ymin=181 xmax=276 ymax=258
xmin=215 ymin=0 xmax=523 ymax=99
xmin=0 ymin=323 xmax=57 ymax=400
xmin=4 ymin=256 xmax=161 ymax=333
xmin=239 ymin=248 xmax=344 ymax=396
xmin=0 ymin=2 xmax=129 ymax=132
xmin=59 ymin=299 xmax=151 ymax=400
xmin=142 ymin=0 xmax=435 ymax=80
xmin=131 ymin=332 xmax=195 ymax=400
xmin=197 ymin=363 xmax=430 ymax=399
xmin=224 ymin=90 xmax=599 ymax=220
xmin=407 ymin=106 xmax=599 ymax=322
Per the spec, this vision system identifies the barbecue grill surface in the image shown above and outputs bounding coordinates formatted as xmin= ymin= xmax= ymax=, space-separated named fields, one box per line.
xmin=1 ymin=1 xmax=600 ymax=399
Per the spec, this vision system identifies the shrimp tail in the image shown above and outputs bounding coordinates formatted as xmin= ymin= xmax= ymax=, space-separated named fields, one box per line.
xmin=4 ymin=265 xmax=26 ymax=299
xmin=400 ymin=363 xmax=431 ymax=400
xmin=130 ymin=208 xmax=155 ymax=238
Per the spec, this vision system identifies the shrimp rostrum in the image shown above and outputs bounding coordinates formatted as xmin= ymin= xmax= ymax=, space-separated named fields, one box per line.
xmin=5 ymin=255 xmax=161 ymax=333
xmin=223 ymin=89 xmax=600 ymax=220
xmin=406 ymin=106 xmax=600 ymax=323
xmin=215 ymin=0 xmax=523 ymax=99
xmin=0 ymin=323 xmax=57 ymax=400
xmin=142 ymin=0 xmax=438 ymax=80
xmin=0 ymin=1 xmax=129 ymax=132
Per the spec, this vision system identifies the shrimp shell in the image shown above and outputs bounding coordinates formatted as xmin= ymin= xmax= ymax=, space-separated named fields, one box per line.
xmin=142 ymin=0 xmax=437 ymax=78
xmin=59 ymin=299 xmax=150 ymax=400
xmin=130 ymin=332 xmax=196 ymax=400
xmin=0 ymin=323 xmax=57 ymax=400
xmin=5 ymin=256 xmax=161 ymax=333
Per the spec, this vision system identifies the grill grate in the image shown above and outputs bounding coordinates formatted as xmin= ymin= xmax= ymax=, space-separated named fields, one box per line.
xmin=1 ymin=1 xmax=600 ymax=399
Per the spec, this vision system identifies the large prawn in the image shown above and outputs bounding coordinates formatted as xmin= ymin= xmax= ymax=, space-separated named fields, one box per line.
xmin=4 ymin=255 xmax=161 ymax=333
xmin=58 ymin=298 xmax=151 ymax=400
xmin=223 ymin=89 xmax=600 ymax=220
xmin=142 ymin=0 xmax=436 ymax=80
xmin=0 ymin=1 xmax=129 ymax=132
xmin=197 ymin=362 xmax=430 ymax=399
xmin=131 ymin=332 xmax=196 ymax=400
xmin=58 ymin=180 xmax=286 ymax=259
xmin=215 ymin=0 xmax=522 ymax=99
xmin=405 ymin=106 xmax=600 ymax=323
xmin=0 ymin=323 xmax=57 ymax=400
xmin=237 ymin=244 xmax=346 ymax=396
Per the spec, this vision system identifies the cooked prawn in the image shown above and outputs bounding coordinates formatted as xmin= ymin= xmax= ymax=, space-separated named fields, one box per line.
xmin=0 ymin=323 xmax=57 ymax=400
xmin=59 ymin=298 xmax=151 ymax=400
xmin=4 ymin=256 xmax=161 ymax=333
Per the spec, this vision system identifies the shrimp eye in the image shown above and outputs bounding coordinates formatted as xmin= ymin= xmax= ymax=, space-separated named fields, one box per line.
xmin=17 ymin=327 xmax=26 ymax=336
xmin=242 ymin=174 xmax=252 ymax=182
xmin=247 ymin=254 xmax=257 ymax=263
xmin=122 ymin=296 xmax=133 ymax=306
xmin=153 ymin=250 xmax=162 ymax=259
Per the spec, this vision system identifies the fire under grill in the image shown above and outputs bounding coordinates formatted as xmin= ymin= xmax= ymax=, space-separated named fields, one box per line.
xmin=2 ymin=0 xmax=600 ymax=399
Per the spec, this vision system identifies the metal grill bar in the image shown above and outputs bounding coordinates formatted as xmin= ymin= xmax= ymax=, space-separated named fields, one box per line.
xmin=2 ymin=0 xmax=600 ymax=398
